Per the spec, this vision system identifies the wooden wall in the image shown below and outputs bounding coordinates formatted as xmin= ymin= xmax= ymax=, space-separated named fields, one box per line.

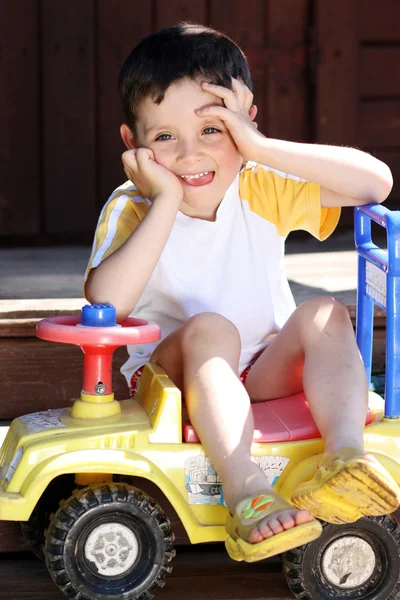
xmin=315 ymin=0 xmax=400 ymax=225
xmin=0 ymin=0 xmax=399 ymax=242
xmin=0 ymin=0 xmax=309 ymax=241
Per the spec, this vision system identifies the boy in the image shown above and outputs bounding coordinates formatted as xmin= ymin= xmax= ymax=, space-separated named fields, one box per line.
xmin=85 ymin=23 xmax=399 ymax=562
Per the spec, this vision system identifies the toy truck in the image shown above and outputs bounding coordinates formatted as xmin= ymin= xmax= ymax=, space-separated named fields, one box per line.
xmin=0 ymin=204 xmax=399 ymax=599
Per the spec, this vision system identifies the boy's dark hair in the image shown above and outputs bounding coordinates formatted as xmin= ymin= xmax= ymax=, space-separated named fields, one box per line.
xmin=119 ymin=23 xmax=252 ymax=132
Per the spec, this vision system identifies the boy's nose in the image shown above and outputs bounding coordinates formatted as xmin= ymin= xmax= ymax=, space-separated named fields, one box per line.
xmin=177 ymin=140 xmax=202 ymax=163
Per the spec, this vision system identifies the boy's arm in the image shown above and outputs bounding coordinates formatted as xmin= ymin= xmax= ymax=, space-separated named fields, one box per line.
xmin=252 ymin=138 xmax=393 ymax=207
xmin=86 ymin=148 xmax=182 ymax=321
xmin=86 ymin=196 xmax=180 ymax=321
xmin=197 ymin=79 xmax=393 ymax=208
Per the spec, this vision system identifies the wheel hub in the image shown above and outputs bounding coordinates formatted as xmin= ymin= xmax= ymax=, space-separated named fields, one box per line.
xmin=84 ymin=523 xmax=139 ymax=577
xmin=321 ymin=535 xmax=376 ymax=588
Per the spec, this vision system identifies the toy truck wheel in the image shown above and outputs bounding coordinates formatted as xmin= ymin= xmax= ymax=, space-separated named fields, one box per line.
xmin=282 ymin=516 xmax=400 ymax=600
xmin=44 ymin=482 xmax=175 ymax=600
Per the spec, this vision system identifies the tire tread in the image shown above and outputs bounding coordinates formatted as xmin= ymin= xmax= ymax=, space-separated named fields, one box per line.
xmin=45 ymin=482 xmax=175 ymax=600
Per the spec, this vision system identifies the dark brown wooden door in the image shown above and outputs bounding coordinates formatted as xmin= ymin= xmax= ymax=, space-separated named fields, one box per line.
xmin=315 ymin=0 xmax=400 ymax=226
xmin=1 ymin=0 xmax=399 ymax=240
xmin=0 ymin=0 xmax=311 ymax=240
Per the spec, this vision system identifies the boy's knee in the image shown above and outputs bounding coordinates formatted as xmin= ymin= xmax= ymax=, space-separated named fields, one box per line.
xmin=298 ymin=296 xmax=351 ymax=331
xmin=181 ymin=312 xmax=240 ymax=348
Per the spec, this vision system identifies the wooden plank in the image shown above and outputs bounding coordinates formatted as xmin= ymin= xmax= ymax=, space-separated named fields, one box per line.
xmin=155 ymin=0 xmax=207 ymax=28
xmin=41 ymin=0 xmax=97 ymax=234
xmin=0 ymin=299 xmax=83 ymax=320
xmin=97 ymin=0 xmax=153 ymax=210
xmin=359 ymin=101 xmax=400 ymax=148
xmin=0 ymin=319 xmax=56 ymax=339
xmin=266 ymin=0 xmax=309 ymax=142
xmin=209 ymin=0 xmax=267 ymax=135
xmin=0 ymin=522 xmax=28 ymax=553
xmin=0 ymin=299 xmax=83 ymax=338
xmin=0 ymin=0 xmax=40 ymax=236
xmin=315 ymin=0 xmax=359 ymax=145
xmin=360 ymin=47 xmax=400 ymax=97
xmin=0 ymin=339 xmax=129 ymax=419
xmin=0 ymin=549 xmax=289 ymax=599
xmin=359 ymin=0 xmax=400 ymax=41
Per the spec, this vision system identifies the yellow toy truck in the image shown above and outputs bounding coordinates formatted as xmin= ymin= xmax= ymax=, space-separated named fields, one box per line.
xmin=0 ymin=203 xmax=400 ymax=600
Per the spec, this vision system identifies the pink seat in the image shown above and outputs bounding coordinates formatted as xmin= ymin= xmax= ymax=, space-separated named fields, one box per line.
xmin=183 ymin=392 xmax=374 ymax=443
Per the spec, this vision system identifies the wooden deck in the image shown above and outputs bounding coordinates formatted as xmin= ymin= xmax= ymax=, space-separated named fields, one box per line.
xmin=0 ymin=546 xmax=290 ymax=600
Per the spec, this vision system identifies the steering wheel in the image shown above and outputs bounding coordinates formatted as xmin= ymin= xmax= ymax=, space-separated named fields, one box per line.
xmin=36 ymin=304 xmax=160 ymax=396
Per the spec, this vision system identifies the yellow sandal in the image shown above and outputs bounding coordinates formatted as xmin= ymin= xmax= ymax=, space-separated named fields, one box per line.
xmin=225 ymin=490 xmax=322 ymax=563
xmin=291 ymin=447 xmax=400 ymax=524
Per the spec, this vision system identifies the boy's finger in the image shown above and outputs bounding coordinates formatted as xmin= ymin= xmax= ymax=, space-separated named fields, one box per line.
xmin=201 ymin=81 xmax=237 ymax=110
xmin=136 ymin=147 xmax=155 ymax=170
xmin=122 ymin=148 xmax=137 ymax=161
xmin=195 ymin=105 xmax=231 ymax=121
xmin=232 ymin=77 xmax=254 ymax=112
xmin=122 ymin=149 xmax=138 ymax=170
xmin=231 ymin=77 xmax=246 ymax=104
xmin=231 ymin=76 xmax=247 ymax=94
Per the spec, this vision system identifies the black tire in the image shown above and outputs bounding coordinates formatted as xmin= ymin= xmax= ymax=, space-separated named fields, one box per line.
xmin=45 ymin=482 xmax=175 ymax=600
xmin=282 ymin=515 xmax=400 ymax=600
xmin=20 ymin=474 xmax=75 ymax=561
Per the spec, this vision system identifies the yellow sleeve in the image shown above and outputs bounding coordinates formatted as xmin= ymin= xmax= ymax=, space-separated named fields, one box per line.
xmin=239 ymin=164 xmax=340 ymax=240
xmin=84 ymin=182 xmax=150 ymax=293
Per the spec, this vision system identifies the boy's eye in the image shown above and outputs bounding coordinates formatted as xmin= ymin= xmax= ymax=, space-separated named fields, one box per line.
xmin=155 ymin=133 xmax=173 ymax=141
xmin=203 ymin=127 xmax=220 ymax=135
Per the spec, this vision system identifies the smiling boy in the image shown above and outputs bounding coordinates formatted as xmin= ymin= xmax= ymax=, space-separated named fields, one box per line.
xmin=85 ymin=23 xmax=399 ymax=562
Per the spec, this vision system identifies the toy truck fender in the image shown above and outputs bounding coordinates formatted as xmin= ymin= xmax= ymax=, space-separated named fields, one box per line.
xmin=278 ymin=451 xmax=400 ymax=501
xmin=0 ymin=449 xmax=199 ymax=538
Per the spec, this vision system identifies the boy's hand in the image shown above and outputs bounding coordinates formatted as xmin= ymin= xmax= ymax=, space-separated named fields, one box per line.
xmin=196 ymin=78 xmax=265 ymax=161
xmin=122 ymin=148 xmax=183 ymax=203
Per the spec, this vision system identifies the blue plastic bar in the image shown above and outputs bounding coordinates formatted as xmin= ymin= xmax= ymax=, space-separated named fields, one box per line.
xmin=356 ymin=253 xmax=374 ymax=384
xmin=385 ymin=211 xmax=400 ymax=417
xmin=355 ymin=205 xmax=400 ymax=418
xmin=355 ymin=203 xmax=389 ymax=229
xmin=356 ymin=244 xmax=388 ymax=272
xmin=355 ymin=208 xmax=377 ymax=387
xmin=386 ymin=275 xmax=400 ymax=417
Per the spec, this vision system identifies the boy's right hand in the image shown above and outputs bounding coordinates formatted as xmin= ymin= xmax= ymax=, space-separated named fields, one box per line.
xmin=122 ymin=148 xmax=183 ymax=203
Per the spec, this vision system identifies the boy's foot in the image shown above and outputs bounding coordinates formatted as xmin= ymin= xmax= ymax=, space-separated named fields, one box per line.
xmin=291 ymin=447 xmax=400 ymax=524
xmin=225 ymin=490 xmax=322 ymax=562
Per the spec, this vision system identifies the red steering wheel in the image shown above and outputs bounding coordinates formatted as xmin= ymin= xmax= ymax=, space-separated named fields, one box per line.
xmin=36 ymin=307 xmax=160 ymax=396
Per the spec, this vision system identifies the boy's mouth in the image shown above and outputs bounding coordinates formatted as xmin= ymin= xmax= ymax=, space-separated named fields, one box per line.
xmin=180 ymin=171 xmax=214 ymax=187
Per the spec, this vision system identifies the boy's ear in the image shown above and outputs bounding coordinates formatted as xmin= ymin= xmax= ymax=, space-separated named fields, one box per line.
xmin=249 ymin=104 xmax=258 ymax=122
xmin=120 ymin=124 xmax=138 ymax=149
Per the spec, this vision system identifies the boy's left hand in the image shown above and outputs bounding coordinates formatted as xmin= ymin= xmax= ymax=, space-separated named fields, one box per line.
xmin=196 ymin=78 xmax=265 ymax=160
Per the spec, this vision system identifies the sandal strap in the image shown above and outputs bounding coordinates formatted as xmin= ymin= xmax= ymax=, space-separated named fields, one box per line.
xmin=228 ymin=490 xmax=294 ymax=542
xmin=319 ymin=447 xmax=365 ymax=469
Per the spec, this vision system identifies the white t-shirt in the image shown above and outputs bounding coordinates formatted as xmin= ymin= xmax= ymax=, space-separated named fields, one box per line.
xmin=85 ymin=163 xmax=340 ymax=384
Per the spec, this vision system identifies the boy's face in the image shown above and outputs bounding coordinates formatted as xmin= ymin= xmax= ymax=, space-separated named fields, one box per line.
xmin=133 ymin=78 xmax=243 ymax=220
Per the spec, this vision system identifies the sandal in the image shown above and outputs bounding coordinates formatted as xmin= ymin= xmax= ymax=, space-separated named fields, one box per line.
xmin=291 ymin=447 xmax=400 ymax=524
xmin=225 ymin=489 xmax=322 ymax=562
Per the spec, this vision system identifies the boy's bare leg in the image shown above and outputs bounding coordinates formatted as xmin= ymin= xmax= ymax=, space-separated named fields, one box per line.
xmin=245 ymin=296 xmax=367 ymax=454
xmin=151 ymin=312 xmax=314 ymax=544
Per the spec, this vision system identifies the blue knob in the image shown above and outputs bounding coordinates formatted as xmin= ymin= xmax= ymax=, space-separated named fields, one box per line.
xmin=81 ymin=304 xmax=117 ymax=327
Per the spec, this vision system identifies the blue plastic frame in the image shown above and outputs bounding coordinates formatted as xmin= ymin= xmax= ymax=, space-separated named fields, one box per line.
xmin=355 ymin=204 xmax=400 ymax=418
